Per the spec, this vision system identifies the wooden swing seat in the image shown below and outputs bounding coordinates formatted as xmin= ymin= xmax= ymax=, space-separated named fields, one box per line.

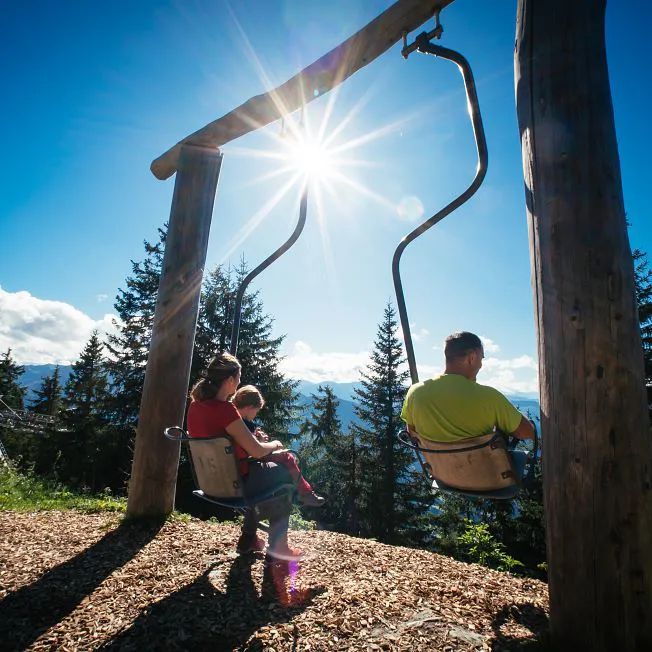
xmin=415 ymin=431 xmax=517 ymax=491
xmin=164 ymin=427 xmax=294 ymax=510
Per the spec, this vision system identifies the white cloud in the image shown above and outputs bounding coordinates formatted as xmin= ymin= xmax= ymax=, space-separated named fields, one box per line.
xmin=281 ymin=340 xmax=538 ymax=396
xmin=399 ymin=323 xmax=429 ymax=343
xmin=480 ymin=355 xmax=539 ymax=396
xmin=0 ymin=286 xmax=119 ymax=365
xmin=412 ymin=327 xmax=430 ymax=342
xmin=479 ymin=335 xmax=500 ymax=354
xmin=96 ymin=293 xmax=109 ymax=303
xmin=280 ymin=340 xmax=370 ymax=383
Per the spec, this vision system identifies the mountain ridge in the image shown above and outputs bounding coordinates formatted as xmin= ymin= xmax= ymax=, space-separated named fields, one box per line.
xmin=19 ymin=365 xmax=539 ymax=428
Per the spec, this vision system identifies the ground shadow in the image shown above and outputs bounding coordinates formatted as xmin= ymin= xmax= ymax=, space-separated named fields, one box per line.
xmin=490 ymin=602 xmax=550 ymax=651
xmin=1 ymin=517 xmax=164 ymax=651
xmin=101 ymin=555 xmax=323 ymax=651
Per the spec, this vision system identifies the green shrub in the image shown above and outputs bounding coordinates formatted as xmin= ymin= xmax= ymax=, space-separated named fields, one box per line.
xmin=457 ymin=519 xmax=524 ymax=572
xmin=0 ymin=465 xmax=126 ymax=513
xmin=289 ymin=505 xmax=317 ymax=531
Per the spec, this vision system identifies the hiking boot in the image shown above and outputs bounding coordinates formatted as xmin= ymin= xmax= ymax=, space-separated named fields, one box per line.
xmin=299 ymin=491 xmax=326 ymax=507
xmin=236 ymin=533 xmax=265 ymax=554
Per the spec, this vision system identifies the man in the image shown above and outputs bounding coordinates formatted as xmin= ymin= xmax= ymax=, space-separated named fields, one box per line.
xmin=401 ymin=331 xmax=534 ymax=442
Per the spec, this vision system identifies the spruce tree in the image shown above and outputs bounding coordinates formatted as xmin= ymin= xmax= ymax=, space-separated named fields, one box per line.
xmin=30 ymin=366 xmax=62 ymax=416
xmin=299 ymin=386 xmax=359 ymax=532
xmin=0 ymin=349 xmax=28 ymax=464
xmin=352 ymin=303 xmax=433 ymax=544
xmin=193 ymin=259 xmax=298 ymax=436
xmin=0 ymin=349 xmax=26 ymax=411
xmin=60 ymin=331 xmax=113 ymax=489
xmin=105 ymin=227 xmax=166 ymax=427
xmin=301 ymin=385 xmax=342 ymax=446
xmin=633 ymin=248 xmax=652 ymax=405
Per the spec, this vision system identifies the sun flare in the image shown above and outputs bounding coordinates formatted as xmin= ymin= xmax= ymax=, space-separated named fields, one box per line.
xmin=284 ymin=134 xmax=335 ymax=179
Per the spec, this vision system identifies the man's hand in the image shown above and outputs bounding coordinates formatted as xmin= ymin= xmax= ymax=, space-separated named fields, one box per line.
xmin=511 ymin=416 xmax=535 ymax=440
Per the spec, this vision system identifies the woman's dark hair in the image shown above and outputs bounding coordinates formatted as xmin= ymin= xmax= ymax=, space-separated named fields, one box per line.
xmin=190 ymin=352 xmax=241 ymax=402
xmin=444 ymin=331 xmax=483 ymax=361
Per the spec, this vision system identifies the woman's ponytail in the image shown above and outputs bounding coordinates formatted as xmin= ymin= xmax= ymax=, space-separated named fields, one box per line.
xmin=190 ymin=352 xmax=241 ymax=402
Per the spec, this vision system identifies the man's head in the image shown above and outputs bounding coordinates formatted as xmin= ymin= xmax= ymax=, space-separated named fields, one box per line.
xmin=444 ymin=331 xmax=484 ymax=380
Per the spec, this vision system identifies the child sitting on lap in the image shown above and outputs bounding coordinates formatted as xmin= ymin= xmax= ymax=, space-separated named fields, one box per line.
xmin=233 ymin=385 xmax=325 ymax=508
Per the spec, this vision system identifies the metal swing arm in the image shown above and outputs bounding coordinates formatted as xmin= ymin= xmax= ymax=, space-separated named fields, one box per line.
xmin=392 ymin=34 xmax=489 ymax=385
xmin=230 ymin=186 xmax=309 ymax=355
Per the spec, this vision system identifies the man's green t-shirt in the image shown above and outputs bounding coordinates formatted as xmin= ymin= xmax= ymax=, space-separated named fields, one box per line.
xmin=400 ymin=374 xmax=523 ymax=442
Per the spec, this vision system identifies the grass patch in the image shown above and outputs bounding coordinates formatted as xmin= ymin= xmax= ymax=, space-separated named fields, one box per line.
xmin=0 ymin=465 xmax=126 ymax=514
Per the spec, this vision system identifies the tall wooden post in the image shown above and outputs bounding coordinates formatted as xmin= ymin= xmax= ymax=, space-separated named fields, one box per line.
xmin=127 ymin=144 xmax=222 ymax=518
xmin=515 ymin=1 xmax=652 ymax=649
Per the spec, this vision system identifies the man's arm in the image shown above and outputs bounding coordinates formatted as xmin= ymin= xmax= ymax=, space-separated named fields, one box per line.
xmin=510 ymin=416 xmax=535 ymax=440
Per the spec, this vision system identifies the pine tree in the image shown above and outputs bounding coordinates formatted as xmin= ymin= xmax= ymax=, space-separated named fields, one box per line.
xmin=104 ymin=227 xmax=166 ymax=427
xmin=193 ymin=259 xmax=298 ymax=436
xmin=299 ymin=386 xmax=359 ymax=532
xmin=301 ymin=385 xmax=342 ymax=446
xmin=0 ymin=349 xmax=26 ymax=411
xmin=60 ymin=331 xmax=113 ymax=489
xmin=30 ymin=366 xmax=62 ymax=416
xmin=633 ymin=248 xmax=652 ymax=395
xmin=0 ymin=349 xmax=28 ymax=465
xmin=352 ymin=303 xmax=433 ymax=543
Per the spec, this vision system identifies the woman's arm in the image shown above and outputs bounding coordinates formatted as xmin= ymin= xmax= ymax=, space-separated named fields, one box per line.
xmin=225 ymin=418 xmax=284 ymax=458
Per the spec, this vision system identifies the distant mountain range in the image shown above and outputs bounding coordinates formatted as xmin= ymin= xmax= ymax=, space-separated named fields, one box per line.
xmin=20 ymin=364 xmax=73 ymax=395
xmin=19 ymin=365 xmax=539 ymax=428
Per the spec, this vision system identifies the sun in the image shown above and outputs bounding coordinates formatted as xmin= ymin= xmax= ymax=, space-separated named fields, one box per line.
xmin=284 ymin=133 xmax=335 ymax=180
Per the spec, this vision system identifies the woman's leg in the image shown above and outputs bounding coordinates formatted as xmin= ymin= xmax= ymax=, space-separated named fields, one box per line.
xmin=244 ymin=461 xmax=295 ymax=557
xmin=236 ymin=506 xmax=262 ymax=553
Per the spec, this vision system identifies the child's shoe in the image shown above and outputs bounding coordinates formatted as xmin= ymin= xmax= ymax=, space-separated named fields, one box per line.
xmin=299 ymin=491 xmax=326 ymax=507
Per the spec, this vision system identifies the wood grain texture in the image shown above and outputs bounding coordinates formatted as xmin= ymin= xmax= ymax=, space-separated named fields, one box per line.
xmin=151 ymin=0 xmax=454 ymax=180
xmin=515 ymin=1 xmax=652 ymax=649
xmin=127 ymin=145 xmax=222 ymax=517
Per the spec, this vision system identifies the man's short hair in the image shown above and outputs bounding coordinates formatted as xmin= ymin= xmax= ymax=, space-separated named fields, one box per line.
xmin=444 ymin=332 xmax=483 ymax=361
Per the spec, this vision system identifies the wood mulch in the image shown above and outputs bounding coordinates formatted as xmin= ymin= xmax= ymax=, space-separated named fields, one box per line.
xmin=0 ymin=511 xmax=549 ymax=651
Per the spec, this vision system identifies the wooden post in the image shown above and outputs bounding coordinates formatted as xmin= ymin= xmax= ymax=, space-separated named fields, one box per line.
xmin=515 ymin=1 xmax=652 ymax=649
xmin=126 ymin=144 xmax=222 ymax=518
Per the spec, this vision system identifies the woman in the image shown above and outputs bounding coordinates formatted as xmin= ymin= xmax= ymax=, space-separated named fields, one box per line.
xmin=187 ymin=352 xmax=302 ymax=560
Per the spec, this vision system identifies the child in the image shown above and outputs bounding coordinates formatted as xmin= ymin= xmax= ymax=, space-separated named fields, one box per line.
xmin=233 ymin=385 xmax=325 ymax=508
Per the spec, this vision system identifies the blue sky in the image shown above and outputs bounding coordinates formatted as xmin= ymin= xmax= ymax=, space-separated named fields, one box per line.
xmin=1 ymin=1 xmax=650 ymax=396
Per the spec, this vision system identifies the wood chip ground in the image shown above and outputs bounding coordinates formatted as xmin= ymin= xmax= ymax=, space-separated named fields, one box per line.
xmin=0 ymin=511 xmax=549 ymax=651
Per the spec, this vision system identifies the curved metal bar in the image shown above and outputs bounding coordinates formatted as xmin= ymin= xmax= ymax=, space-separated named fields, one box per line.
xmin=397 ymin=429 xmax=502 ymax=454
xmin=230 ymin=185 xmax=309 ymax=356
xmin=392 ymin=36 xmax=489 ymax=384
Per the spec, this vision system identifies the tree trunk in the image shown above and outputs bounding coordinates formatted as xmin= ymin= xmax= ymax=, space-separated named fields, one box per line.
xmin=515 ymin=1 xmax=652 ymax=649
xmin=127 ymin=144 xmax=222 ymax=518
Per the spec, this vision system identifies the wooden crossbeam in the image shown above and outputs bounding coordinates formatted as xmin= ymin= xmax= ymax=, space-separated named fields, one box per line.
xmin=151 ymin=0 xmax=455 ymax=180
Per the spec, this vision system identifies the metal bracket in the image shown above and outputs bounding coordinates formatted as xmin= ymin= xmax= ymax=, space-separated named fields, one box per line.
xmin=401 ymin=9 xmax=444 ymax=59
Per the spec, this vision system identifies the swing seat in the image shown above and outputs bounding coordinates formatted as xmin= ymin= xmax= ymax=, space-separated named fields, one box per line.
xmin=415 ymin=431 xmax=518 ymax=492
xmin=164 ymin=427 xmax=294 ymax=511
xmin=429 ymin=448 xmax=529 ymax=500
